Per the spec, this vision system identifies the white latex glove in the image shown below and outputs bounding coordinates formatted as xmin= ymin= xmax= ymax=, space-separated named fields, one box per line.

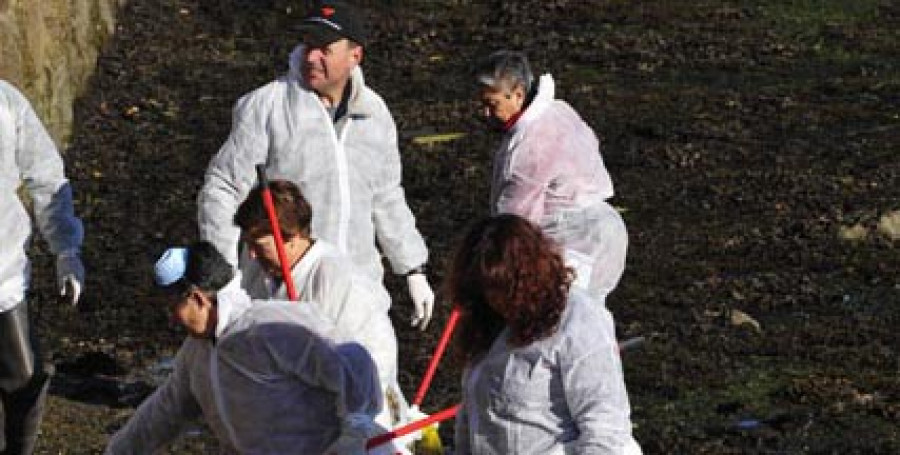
xmin=56 ymin=249 xmax=85 ymax=306
xmin=406 ymin=273 xmax=434 ymax=330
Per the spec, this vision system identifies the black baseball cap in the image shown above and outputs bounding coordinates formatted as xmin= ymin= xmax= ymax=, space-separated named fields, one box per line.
xmin=298 ymin=1 xmax=367 ymax=47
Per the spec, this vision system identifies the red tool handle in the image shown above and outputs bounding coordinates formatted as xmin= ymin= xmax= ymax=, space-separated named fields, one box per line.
xmin=413 ymin=306 xmax=461 ymax=406
xmin=256 ymin=165 xmax=298 ymax=301
xmin=366 ymin=404 xmax=461 ymax=450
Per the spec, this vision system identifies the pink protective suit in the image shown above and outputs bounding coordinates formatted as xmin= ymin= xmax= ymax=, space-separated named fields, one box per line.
xmin=491 ymin=74 xmax=628 ymax=300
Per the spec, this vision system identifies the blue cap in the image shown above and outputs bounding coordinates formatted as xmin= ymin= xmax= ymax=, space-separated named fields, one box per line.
xmin=155 ymin=247 xmax=188 ymax=287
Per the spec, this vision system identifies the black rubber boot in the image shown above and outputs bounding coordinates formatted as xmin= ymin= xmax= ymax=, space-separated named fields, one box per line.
xmin=1 ymin=367 xmax=51 ymax=455
xmin=0 ymin=303 xmax=35 ymax=393
xmin=0 ymin=301 xmax=48 ymax=455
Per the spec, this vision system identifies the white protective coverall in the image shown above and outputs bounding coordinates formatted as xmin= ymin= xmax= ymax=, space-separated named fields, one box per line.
xmin=198 ymin=48 xmax=428 ymax=285
xmin=0 ymin=79 xmax=83 ymax=313
xmin=106 ymin=281 xmax=385 ymax=455
xmin=241 ymin=240 xmax=407 ymax=425
xmin=491 ymin=74 xmax=628 ymax=300
xmin=1 ymin=79 xmax=84 ymax=454
xmin=454 ymin=290 xmax=641 ymax=455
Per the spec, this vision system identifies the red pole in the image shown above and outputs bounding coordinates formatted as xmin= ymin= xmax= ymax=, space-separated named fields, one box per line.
xmin=256 ymin=165 xmax=298 ymax=301
xmin=366 ymin=404 xmax=461 ymax=450
xmin=413 ymin=306 xmax=461 ymax=406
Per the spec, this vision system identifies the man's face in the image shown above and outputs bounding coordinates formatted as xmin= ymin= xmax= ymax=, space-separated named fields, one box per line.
xmin=168 ymin=290 xmax=213 ymax=339
xmin=479 ymin=84 xmax=525 ymax=127
xmin=301 ymin=38 xmax=362 ymax=97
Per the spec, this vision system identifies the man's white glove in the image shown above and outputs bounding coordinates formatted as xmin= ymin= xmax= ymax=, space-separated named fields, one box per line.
xmin=406 ymin=272 xmax=434 ymax=330
xmin=56 ymin=249 xmax=85 ymax=306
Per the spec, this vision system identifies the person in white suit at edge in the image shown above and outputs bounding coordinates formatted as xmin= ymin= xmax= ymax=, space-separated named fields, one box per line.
xmin=0 ymin=79 xmax=85 ymax=455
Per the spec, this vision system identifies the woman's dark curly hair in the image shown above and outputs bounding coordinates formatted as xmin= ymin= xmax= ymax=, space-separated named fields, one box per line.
xmin=447 ymin=214 xmax=572 ymax=366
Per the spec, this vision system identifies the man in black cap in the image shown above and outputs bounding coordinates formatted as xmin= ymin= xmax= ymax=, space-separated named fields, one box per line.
xmin=198 ymin=1 xmax=437 ymax=334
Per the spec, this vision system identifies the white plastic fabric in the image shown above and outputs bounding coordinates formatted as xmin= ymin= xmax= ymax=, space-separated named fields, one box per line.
xmin=490 ymin=74 xmax=627 ymax=300
xmin=198 ymin=46 xmax=428 ymax=286
xmin=242 ymin=241 xmax=396 ymax=383
xmin=0 ymin=80 xmax=84 ymax=312
xmin=325 ymin=411 xmax=411 ymax=455
xmin=106 ymin=282 xmax=384 ymax=454
xmin=241 ymin=240 xmax=406 ymax=426
xmin=454 ymin=290 xmax=641 ymax=454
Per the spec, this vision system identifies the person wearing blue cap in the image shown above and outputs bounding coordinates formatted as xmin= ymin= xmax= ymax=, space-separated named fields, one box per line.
xmin=197 ymin=0 xmax=437 ymax=331
xmin=1 ymin=79 xmax=85 ymax=454
xmin=106 ymin=241 xmax=396 ymax=454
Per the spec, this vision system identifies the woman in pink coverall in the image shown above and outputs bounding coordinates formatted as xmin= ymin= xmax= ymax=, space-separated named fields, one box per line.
xmin=475 ymin=50 xmax=628 ymax=301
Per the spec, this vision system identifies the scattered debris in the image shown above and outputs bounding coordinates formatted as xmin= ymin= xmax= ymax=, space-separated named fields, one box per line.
xmin=730 ymin=309 xmax=761 ymax=333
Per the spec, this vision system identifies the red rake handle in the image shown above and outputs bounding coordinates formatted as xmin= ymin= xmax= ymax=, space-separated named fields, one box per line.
xmin=366 ymin=404 xmax=461 ymax=450
xmin=413 ymin=306 xmax=461 ymax=406
xmin=256 ymin=165 xmax=298 ymax=301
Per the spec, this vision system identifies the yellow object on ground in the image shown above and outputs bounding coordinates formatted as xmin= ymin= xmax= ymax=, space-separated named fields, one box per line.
xmin=414 ymin=423 xmax=443 ymax=455
xmin=411 ymin=132 xmax=466 ymax=145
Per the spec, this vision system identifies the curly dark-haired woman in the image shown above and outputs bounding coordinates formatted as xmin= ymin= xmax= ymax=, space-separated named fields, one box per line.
xmin=448 ymin=214 xmax=641 ymax=454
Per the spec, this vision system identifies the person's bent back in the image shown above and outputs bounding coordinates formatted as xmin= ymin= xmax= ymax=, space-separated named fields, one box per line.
xmin=105 ymin=241 xmax=384 ymax=454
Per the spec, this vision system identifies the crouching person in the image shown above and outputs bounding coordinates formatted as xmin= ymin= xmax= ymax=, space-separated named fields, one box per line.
xmin=447 ymin=215 xmax=642 ymax=454
xmin=234 ymin=180 xmax=409 ymax=428
xmin=106 ymin=241 xmax=384 ymax=454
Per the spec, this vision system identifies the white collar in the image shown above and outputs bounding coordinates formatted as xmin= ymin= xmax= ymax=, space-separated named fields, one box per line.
xmin=213 ymin=273 xmax=252 ymax=339
xmin=289 ymin=240 xmax=332 ymax=285
xmin=509 ymin=73 xmax=555 ymax=135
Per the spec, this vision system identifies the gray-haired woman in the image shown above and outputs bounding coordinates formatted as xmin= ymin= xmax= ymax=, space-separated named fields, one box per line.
xmin=475 ymin=50 xmax=629 ymax=303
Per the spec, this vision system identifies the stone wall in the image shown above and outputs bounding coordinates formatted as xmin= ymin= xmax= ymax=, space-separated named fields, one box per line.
xmin=0 ymin=0 xmax=122 ymax=146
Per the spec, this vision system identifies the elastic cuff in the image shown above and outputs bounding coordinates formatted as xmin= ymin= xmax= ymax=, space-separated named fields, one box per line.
xmin=404 ymin=264 xmax=427 ymax=277
xmin=58 ymin=248 xmax=81 ymax=258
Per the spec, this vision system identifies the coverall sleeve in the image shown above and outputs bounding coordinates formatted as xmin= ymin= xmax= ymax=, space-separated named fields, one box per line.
xmin=105 ymin=345 xmax=202 ymax=454
xmin=560 ymin=342 xmax=632 ymax=454
xmin=370 ymin=107 xmax=428 ymax=275
xmin=197 ymin=93 xmax=271 ymax=265
xmin=494 ymin=139 xmax=555 ymax=227
xmin=12 ymin=87 xmax=83 ymax=255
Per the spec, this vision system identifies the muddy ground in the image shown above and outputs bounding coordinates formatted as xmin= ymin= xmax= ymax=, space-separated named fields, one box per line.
xmin=24 ymin=0 xmax=898 ymax=453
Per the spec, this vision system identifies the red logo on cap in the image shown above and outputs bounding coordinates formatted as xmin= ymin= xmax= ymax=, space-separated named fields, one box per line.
xmin=321 ymin=6 xmax=335 ymax=17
